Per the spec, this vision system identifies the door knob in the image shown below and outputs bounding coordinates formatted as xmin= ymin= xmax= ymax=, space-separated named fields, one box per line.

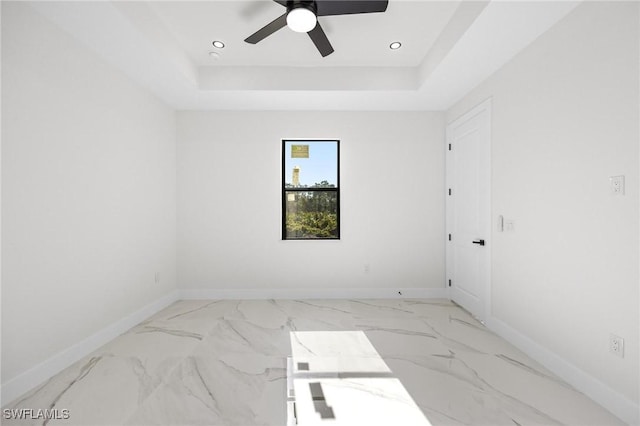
xmin=472 ymin=239 xmax=485 ymax=246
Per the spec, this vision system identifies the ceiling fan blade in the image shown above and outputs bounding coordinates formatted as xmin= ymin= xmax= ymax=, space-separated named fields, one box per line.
xmin=245 ymin=12 xmax=288 ymax=44
xmin=272 ymin=0 xmax=287 ymax=6
xmin=308 ymin=23 xmax=334 ymax=57
xmin=316 ymin=0 xmax=388 ymax=16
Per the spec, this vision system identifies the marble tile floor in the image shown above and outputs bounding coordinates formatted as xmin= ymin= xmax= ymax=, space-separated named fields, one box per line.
xmin=3 ymin=299 xmax=625 ymax=426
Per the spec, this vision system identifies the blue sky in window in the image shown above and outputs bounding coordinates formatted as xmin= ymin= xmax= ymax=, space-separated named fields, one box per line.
xmin=284 ymin=141 xmax=338 ymax=187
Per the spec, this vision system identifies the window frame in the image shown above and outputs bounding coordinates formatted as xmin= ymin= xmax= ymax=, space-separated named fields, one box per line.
xmin=281 ymin=139 xmax=340 ymax=241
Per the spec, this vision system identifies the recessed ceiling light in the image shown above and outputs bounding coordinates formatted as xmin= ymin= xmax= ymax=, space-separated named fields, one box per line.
xmin=212 ymin=40 xmax=225 ymax=49
xmin=208 ymin=51 xmax=220 ymax=59
xmin=389 ymin=41 xmax=402 ymax=50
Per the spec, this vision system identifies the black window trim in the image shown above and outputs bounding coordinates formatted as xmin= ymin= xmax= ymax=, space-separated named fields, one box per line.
xmin=282 ymin=139 xmax=340 ymax=241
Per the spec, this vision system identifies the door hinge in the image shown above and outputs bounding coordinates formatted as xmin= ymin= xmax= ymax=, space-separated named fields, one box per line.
xmin=448 ymin=188 xmax=452 ymax=196
xmin=448 ymin=233 xmax=452 ymax=241
xmin=448 ymin=279 xmax=452 ymax=287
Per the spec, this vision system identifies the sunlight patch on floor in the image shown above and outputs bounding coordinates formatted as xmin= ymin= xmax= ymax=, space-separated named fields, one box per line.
xmin=288 ymin=331 xmax=432 ymax=426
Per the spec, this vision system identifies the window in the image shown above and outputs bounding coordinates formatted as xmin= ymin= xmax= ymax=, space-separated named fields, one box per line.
xmin=282 ymin=140 xmax=340 ymax=240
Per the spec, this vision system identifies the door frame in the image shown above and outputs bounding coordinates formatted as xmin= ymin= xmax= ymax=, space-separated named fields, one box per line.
xmin=445 ymin=98 xmax=492 ymax=322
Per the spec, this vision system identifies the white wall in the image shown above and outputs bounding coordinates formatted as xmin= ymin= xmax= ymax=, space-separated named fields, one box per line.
xmin=177 ymin=111 xmax=445 ymax=296
xmin=447 ymin=0 xmax=639 ymax=412
xmin=2 ymin=1 xmax=177 ymax=387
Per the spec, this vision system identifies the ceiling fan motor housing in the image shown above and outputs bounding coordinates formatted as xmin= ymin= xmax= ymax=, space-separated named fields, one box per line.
xmin=287 ymin=0 xmax=317 ymax=15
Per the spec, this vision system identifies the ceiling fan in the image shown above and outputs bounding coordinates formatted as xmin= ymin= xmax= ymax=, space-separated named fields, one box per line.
xmin=244 ymin=0 xmax=389 ymax=57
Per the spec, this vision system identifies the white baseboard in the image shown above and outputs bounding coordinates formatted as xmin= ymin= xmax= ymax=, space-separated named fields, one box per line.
xmin=179 ymin=287 xmax=449 ymax=300
xmin=1 ymin=290 xmax=180 ymax=407
xmin=486 ymin=316 xmax=639 ymax=426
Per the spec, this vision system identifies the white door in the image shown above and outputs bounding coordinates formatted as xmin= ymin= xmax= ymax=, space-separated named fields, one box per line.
xmin=446 ymin=99 xmax=491 ymax=322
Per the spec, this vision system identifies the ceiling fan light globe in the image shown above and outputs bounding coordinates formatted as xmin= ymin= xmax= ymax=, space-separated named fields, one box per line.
xmin=287 ymin=7 xmax=317 ymax=33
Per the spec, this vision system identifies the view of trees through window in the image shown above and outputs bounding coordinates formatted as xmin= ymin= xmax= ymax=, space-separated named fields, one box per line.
xmin=282 ymin=140 xmax=340 ymax=240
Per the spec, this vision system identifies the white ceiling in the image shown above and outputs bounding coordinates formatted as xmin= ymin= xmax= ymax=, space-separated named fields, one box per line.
xmin=28 ymin=0 xmax=581 ymax=111
xmin=148 ymin=1 xmax=462 ymax=67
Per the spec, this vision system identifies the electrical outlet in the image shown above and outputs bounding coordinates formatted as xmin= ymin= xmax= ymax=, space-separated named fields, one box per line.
xmin=610 ymin=176 xmax=625 ymax=195
xmin=610 ymin=334 xmax=624 ymax=358
xmin=364 ymin=264 xmax=371 ymax=274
